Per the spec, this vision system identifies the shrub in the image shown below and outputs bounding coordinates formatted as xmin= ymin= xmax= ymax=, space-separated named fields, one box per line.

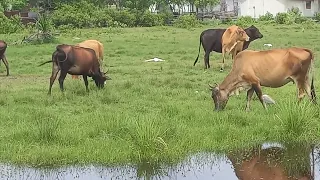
xmin=314 ymin=12 xmax=320 ymax=22
xmin=258 ymin=11 xmax=273 ymax=21
xmin=133 ymin=10 xmax=165 ymax=27
xmin=51 ymin=3 xmax=94 ymax=28
xmin=173 ymin=14 xmax=201 ymax=29
xmin=235 ymin=15 xmax=256 ymax=27
xmin=0 ymin=12 xmax=23 ymax=34
xmin=275 ymin=12 xmax=289 ymax=24
xmin=91 ymin=9 xmax=113 ymax=27
xmin=159 ymin=12 xmax=174 ymax=25
xmin=113 ymin=9 xmax=137 ymax=27
xmin=51 ymin=0 xmax=115 ymax=28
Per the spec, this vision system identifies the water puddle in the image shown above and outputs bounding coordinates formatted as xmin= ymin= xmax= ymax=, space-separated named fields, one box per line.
xmin=1 ymin=142 xmax=319 ymax=180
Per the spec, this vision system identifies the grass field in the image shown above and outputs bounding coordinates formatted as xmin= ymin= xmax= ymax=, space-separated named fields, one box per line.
xmin=0 ymin=23 xmax=319 ymax=168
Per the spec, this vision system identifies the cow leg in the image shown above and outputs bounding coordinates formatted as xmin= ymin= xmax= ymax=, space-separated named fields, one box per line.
xmin=82 ymin=75 xmax=89 ymax=92
xmin=58 ymin=71 xmax=68 ymax=92
xmin=252 ymin=83 xmax=267 ymax=110
xmin=48 ymin=63 xmax=60 ymax=95
xmin=221 ymin=48 xmax=226 ymax=72
xmin=245 ymin=88 xmax=254 ymax=111
xmin=2 ymin=55 xmax=9 ymax=76
xmin=204 ymin=51 xmax=210 ymax=69
xmin=294 ymin=77 xmax=308 ymax=103
xmin=304 ymin=79 xmax=317 ymax=104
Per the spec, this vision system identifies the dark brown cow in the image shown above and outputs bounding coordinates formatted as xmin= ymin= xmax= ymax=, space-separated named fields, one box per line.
xmin=38 ymin=44 xmax=111 ymax=95
xmin=227 ymin=143 xmax=314 ymax=180
xmin=0 ymin=40 xmax=9 ymax=76
xmin=72 ymin=39 xmax=104 ymax=79
xmin=210 ymin=47 xmax=317 ymax=111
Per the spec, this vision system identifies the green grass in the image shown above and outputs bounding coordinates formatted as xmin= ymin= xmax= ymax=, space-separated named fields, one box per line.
xmin=0 ymin=23 xmax=319 ymax=168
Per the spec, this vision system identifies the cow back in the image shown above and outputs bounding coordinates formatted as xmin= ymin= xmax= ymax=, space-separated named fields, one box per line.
xmin=76 ymin=40 xmax=104 ymax=61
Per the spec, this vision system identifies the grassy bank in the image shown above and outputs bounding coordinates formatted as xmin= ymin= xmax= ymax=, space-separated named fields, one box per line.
xmin=0 ymin=23 xmax=319 ymax=167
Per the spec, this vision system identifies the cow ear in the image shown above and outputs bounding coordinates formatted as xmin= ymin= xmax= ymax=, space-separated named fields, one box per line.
xmin=105 ymin=76 xmax=112 ymax=80
xmin=236 ymin=27 xmax=241 ymax=34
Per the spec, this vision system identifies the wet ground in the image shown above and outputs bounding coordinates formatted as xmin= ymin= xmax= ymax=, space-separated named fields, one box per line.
xmin=1 ymin=142 xmax=319 ymax=180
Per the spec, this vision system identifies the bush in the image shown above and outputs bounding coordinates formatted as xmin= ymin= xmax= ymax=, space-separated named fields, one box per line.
xmin=275 ymin=12 xmax=289 ymax=24
xmin=0 ymin=12 xmax=23 ymax=34
xmin=51 ymin=1 xmax=98 ymax=28
xmin=173 ymin=14 xmax=201 ymax=29
xmin=314 ymin=12 xmax=320 ymax=22
xmin=258 ymin=11 xmax=273 ymax=21
xmin=110 ymin=9 xmax=136 ymax=27
xmin=235 ymin=15 xmax=256 ymax=27
xmin=274 ymin=7 xmax=308 ymax=24
xmin=135 ymin=11 xmax=164 ymax=27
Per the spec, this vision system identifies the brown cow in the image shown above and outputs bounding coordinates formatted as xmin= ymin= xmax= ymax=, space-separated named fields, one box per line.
xmin=227 ymin=143 xmax=314 ymax=180
xmin=0 ymin=40 xmax=9 ymax=76
xmin=220 ymin=25 xmax=250 ymax=71
xmin=210 ymin=47 xmax=317 ymax=111
xmin=38 ymin=44 xmax=111 ymax=95
xmin=72 ymin=39 xmax=104 ymax=79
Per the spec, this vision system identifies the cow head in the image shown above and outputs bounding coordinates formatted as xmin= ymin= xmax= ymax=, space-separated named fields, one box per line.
xmin=245 ymin=25 xmax=263 ymax=41
xmin=92 ymin=70 xmax=111 ymax=88
xmin=209 ymin=84 xmax=229 ymax=111
xmin=236 ymin=27 xmax=250 ymax=42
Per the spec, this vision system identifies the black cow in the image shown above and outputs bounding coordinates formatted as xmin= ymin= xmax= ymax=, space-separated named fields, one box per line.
xmin=193 ymin=25 xmax=263 ymax=69
xmin=0 ymin=40 xmax=9 ymax=76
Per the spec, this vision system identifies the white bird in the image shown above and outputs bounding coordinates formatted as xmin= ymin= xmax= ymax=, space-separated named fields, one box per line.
xmin=262 ymin=94 xmax=276 ymax=104
xmin=145 ymin=57 xmax=165 ymax=62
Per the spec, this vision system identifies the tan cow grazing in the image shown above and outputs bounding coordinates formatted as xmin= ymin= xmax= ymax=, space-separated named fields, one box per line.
xmin=227 ymin=143 xmax=314 ymax=180
xmin=209 ymin=47 xmax=317 ymax=111
xmin=72 ymin=39 xmax=104 ymax=79
xmin=220 ymin=25 xmax=250 ymax=71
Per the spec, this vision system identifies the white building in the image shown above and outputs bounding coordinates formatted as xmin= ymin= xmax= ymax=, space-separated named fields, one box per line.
xmin=149 ymin=0 xmax=320 ymax=18
xmin=223 ymin=0 xmax=319 ymax=18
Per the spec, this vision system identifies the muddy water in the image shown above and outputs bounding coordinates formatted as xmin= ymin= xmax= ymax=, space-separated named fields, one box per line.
xmin=1 ymin=142 xmax=319 ymax=180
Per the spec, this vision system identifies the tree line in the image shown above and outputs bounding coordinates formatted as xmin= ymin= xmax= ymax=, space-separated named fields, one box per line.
xmin=0 ymin=0 xmax=219 ymax=13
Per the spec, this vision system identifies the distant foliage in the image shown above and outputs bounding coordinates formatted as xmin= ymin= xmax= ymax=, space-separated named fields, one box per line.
xmin=314 ymin=12 xmax=320 ymax=22
xmin=50 ymin=1 xmax=168 ymax=28
xmin=274 ymin=7 xmax=308 ymax=24
xmin=258 ymin=12 xmax=273 ymax=21
xmin=0 ymin=12 xmax=23 ymax=34
xmin=235 ymin=16 xmax=256 ymax=27
xmin=0 ymin=0 xmax=318 ymax=34
xmin=275 ymin=12 xmax=289 ymax=24
xmin=173 ymin=14 xmax=201 ymax=29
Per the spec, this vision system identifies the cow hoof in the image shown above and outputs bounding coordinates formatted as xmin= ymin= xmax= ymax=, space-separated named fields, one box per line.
xmin=220 ymin=68 xmax=224 ymax=72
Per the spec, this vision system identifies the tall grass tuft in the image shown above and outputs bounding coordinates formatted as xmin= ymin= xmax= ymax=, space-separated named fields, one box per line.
xmin=33 ymin=110 xmax=61 ymax=143
xmin=275 ymin=100 xmax=317 ymax=141
xmin=127 ymin=116 xmax=176 ymax=164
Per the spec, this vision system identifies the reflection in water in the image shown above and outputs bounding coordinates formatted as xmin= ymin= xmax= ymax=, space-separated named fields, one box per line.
xmin=0 ymin=142 xmax=319 ymax=180
xmin=227 ymin=142 xmax=316 ymax=180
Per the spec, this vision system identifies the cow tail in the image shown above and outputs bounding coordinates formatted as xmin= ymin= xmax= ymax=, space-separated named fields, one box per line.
xmin=306 ymin=48 xmax=317 ymax=104
xmin=193 ymin=34 xmax=202 ymax=66
xmin=38 ymin=60 xmax=52 ymax=66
